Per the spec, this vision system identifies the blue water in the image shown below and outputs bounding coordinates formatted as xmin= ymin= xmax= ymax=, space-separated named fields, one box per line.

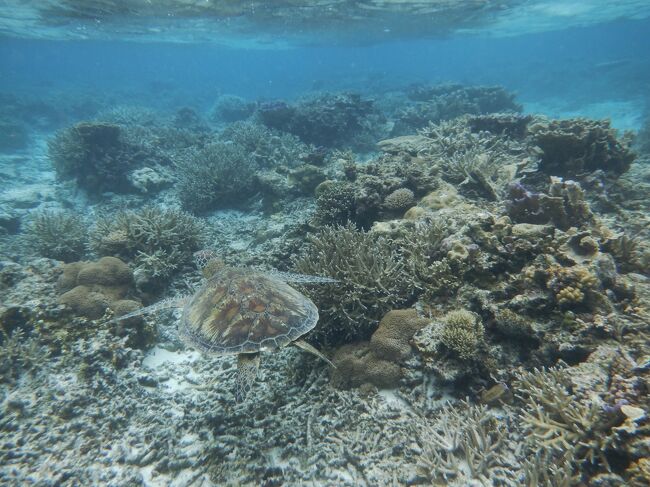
xmin=2 ymin=17 xmax=649 ymax=128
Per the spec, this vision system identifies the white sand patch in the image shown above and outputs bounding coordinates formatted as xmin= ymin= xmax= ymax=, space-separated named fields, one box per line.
xmin=143 ymin=346 xmax=200 ymax=369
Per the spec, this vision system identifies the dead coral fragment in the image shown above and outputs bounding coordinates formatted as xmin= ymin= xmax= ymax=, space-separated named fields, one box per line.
xmin=416 ymin=401 xmax=511 ymax=484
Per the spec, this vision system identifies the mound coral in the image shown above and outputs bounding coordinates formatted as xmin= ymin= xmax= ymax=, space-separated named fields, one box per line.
xmin=294 ymin=224 xmax=414 ymax=345
xmin=25 ymin=210 xmax=88 ymax=262
xmin=58 ymin=257 xmax=153 ymax=348
xmin=175 ymin=141 xmax=256 ymax=213
xmin=330 ymin=309 xmax=428 ymax=389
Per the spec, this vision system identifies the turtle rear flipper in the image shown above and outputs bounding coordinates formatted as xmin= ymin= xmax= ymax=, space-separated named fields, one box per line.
xmin=236 ymin=353 xmax=260 ymax=402
xmin=106 ymin=295 xmax=190 ymax=324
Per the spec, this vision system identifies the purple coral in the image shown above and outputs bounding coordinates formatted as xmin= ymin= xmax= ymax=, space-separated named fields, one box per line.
xmin=506 ymin=182 xmax=546 ymax=224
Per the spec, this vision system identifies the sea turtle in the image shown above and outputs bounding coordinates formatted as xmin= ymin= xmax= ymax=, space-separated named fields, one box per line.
xmin=110 ymin=250 xmax=335 ymax=401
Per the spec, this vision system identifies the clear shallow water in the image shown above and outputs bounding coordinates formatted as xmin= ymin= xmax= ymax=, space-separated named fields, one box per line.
xmin=1 ymin=2 xmax=650 ymax=487
xmin=2 ymin=14 xmax=649 ymax=129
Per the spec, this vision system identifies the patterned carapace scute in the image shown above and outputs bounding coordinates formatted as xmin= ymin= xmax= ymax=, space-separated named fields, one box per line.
xmin=180 ymin=266 xmax=318 ymax=355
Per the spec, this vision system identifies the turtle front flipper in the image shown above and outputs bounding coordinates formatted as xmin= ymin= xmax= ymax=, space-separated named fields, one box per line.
xmin=236 ymin=353 xmax=260 ymax=402
xmin=293 ymin=340 xmax=336 ymax=368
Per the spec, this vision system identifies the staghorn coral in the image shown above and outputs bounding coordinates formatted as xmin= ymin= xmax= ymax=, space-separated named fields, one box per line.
xmin=175 ymin=141 xmax=256 ymax=213
xmin=418 ymin=116 xmax=533 ymax=201
xmin=219 ymin=121 xmax=307 ymax=169
xmin=416 ymin=401 xmax=512 ymax=485
xmin=529 ymin=117 xmax=636 ymax=178
xmin=513 ymin=366 xmax=637 ymax=481
xmin=294 ymin=223 xmax=414 ymax=345
xmin=25 ymin=210 xmax=88 ymax=262
xmin=90 ymin=206 xmax=203 ymax=286
xmin=312 ymin=180 xmax=357 ymax=226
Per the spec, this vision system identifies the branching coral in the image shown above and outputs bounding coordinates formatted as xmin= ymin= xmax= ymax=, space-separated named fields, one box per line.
xmin=219 ymin=121 xmax=307 ymax=169
xmin=293 ymin=223 xmax=414 ymax=345
xmin=90 ymin=206 xmax=203 ymax=282
xmin=514 ymin=367 xmax=618 ymax=476
xmin=175 ymin=141 xmax=256 ymax=213
xmin=418 ymin=116 xmax=532 ymax=200
xmin=383 ymin=188 xmax=415 ymax=212
xmin=416 ymin=401 xmax=511 ymax=484
xmin=439 ymin=309 xmax=485 ymax=361
xmin=48 ymin=121 xmax=147 ymax=193
xmin=25 ymin=210 xmax=88 ymax=262
xmin=546 ymin=264 xmax=600 ymax=308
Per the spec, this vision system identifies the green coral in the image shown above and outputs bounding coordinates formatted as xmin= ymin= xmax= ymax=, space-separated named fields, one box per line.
xmin=175 ymin=141 xmax=256 ymax=213
xmin=25 ymin=210 xmax=88 ymax=262
xmin=90 ymin=206 xmax=203 ymax=280
xmin=293 ymin=223 xmax=414 ymax=345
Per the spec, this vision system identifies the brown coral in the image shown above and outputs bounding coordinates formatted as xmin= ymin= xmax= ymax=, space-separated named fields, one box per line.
xmin=331 ymin=308 xmax=427 ymax=388
xmin=58 ymin=257 xmax=138 ymax=320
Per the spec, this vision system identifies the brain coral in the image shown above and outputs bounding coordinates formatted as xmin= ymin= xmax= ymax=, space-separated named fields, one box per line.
xmin=331 ymin=309 xmax=428 ymax=389
xmin=58 ymin=257 xmax=136 ymax=319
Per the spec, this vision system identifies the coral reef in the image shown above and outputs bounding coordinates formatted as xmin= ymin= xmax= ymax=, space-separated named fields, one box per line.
xmin=392 ymin=84 xmax=522 ymax=135
xmin=175 ymin=141 xmax=256 ymax=213
xmin=507 ymin=177 xmax=594 ymax=230
xmin=258 ymin=92 xmax=386 ymax=150
xmin=294 ymin=224 xmax=414 ymax=345
xmin=331 ymin=309 xmax=428 ymax=388
xmin=48 ymin=122 xmax=146 ymax=193
xmin=25 ymin=210 xmax=88 ymax=262
xmin=211 ymin=94 xmax=256 ymax=123
xmin=89 ymin=206 xmax=203 ymax=292
xmin=529 ymin=117 xmax=636 ymax=178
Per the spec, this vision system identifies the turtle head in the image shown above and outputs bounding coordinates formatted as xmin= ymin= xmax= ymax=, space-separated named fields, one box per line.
xmin=193 ymin=249 xmax=226 ymax=278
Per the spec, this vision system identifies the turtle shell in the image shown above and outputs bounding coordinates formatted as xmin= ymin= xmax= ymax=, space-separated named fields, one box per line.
xmin=180 ymin=266 xmax=318 ymax=355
